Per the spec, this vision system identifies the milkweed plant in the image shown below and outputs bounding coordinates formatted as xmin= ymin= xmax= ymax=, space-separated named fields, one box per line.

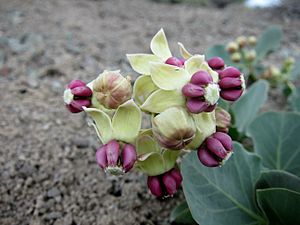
xmin=63 ymin=29 xmax=245 ymax=198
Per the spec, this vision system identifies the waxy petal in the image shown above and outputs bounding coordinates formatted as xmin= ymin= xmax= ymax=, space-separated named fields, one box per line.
xmin=127 ymin=54 xmax=161 ymax=75
xmin=68 ymin=79 xmax=86 ymax=89
xmin=165 ymin=56 xmax=184 ymax=67
xmin=186 ymin=99 xmax=209 ymax=114
xmin=185 ymin=55 xmax=206 ymax=76
xmin=219 ymin=77 xmax=242 ymax=89
xmin=208 ymin=57 xmax=225 ymax=70
xmin=197 ymin=147 xmax=220 ymax=167
xmin=122 ymin=144 xmax=137 ymax=172
xmin=70 ymin=99 xmax=91 ymax=110
xmin=169 ymin=169 xmax=182 ymax=189
xmin=147 ymin=176 xmax=163 ymax=198
xmin=182 ymin=83 xmax=205 ymax=98
xmin=71 ymin=86 xmax=93 ymax=97
xmin=206 ymin=137 xmax=227 ymax=159
xmin=150 ymin=28 xmax=172 ymax=61
xmin=162 ymin=173 xmax=177 ymax=196
xmin=106 ymin=140 xmax=120 ymax=167
xmin=178 ymin=42 xmax=193 ymax=59
xmin=213 ymin=132 xmax=233 ymax=151
xmin=150 ymin=62 xmax=190 ymax=90
xmin=220 ymin=89 xmax=243 ymax=101
xmin=133 ymin=75 xmax=158 ymax=106
xmin=190 ymin=71 xmax=213 ymax=86
xmin=219 ymin=66 xmax=241 ymax=79
xmin=95 ymin=145 xmax=108 ymax=169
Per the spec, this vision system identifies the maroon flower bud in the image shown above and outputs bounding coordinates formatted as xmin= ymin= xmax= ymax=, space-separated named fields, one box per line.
xmin=182 ymin=83 xmax=205 ymax=97
xmin=190 ymin=71 xmax=213 ymax=86
xmin=197 ymin=132 xmax=233 ymax=167
xmin=147 ymin=168 xmax=182 ymax=198
xmin=63 ymin=79 xmax=92 ymax=113
xmin=183 ymin=70 xmax=219 ymax=114
xmin=95 ymin=140 xmax=137 ymax=176
xmin=218 ymin=67 xmax=245 ymax=102
xmin=165 ymin=56 xmax=185 ymax=67
xmin=121 ymin=144 xmax=137 ymax=173
xmin=207 ymin=57 xmax=225 ymax=70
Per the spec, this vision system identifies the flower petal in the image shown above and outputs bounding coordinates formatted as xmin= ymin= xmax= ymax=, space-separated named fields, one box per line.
xmin=135 ymin=153 xmax=165 ymax=176
xmin=162 ymin=149 xmax=180 ymax=172
xmin=184 ymin=54 xmax=206 ymax=76
xmin=133 ymin=75 xmax=158 ymax=106
xmin=136 ymin=133 xmax=160 ymax=156
xmin=141 ymin=89 xmax=185 ymax=113
xmin=83 ymin=107 xmax=113 ymax=144
xmin=150 ymin=28 xmax=172 ymax=61
xmin=150 ymin=62 xmax=190 ymax=90
xmin=126 ymin=54 xmax=161 ymax=75
xmin=178 ymin=42 xmax=193 ymax=59
xmin=112 ymin=100 xmax=142 ymax=143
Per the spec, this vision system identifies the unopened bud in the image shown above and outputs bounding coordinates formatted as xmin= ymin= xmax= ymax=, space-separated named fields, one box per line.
xmin=95 ymin=140 xmax=137 ymax=175
xmin=147 ymin=168 xmax=182 ymax=198
xmin=165 ymin=56 xmax=185 ymax=67
xmin=207 ymin=57 xmax=225 ymax=70
xmin=152 ymin=107 xmax=196 ymax=150
xmin=231 ymin=52 xmax=241 ymax=63
xmin=93 ymin=70 xmax=132 ymax=109
xmin=197 ymin=132 xmax=233 ymax=167
xmin=63 ymin=79 xmax=92 ymax=113
xmin=248 ymin=36 xmax=257 ymax=46
xmin=226 ymin=42 xmax=239 ymax=53
xmin=245 ymin=50 xmax=256 ymax=62
xmin=215 ymin=107 xmax=231 ymax=133
xmin=236 ymin=36 xmax=247 ymax=48
xmin=218 ymin=67 xmax=245 ymax=101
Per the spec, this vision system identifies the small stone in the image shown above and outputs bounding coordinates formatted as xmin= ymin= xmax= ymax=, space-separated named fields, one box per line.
xmin=47 ymin=187 xmax=60 ymax=198
xmin=44 ymin=212 xmax=62 ymax=220
xmin=71 ymin=137 xmax=90 ymax=148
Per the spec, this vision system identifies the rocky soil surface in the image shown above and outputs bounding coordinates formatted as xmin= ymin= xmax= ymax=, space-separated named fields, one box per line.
xmin=0 ymin=0 xmax=299 ymax=224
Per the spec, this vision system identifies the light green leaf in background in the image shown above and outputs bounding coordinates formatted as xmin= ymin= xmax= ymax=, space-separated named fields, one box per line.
xmin=182 ymin=142 xmax=266 ymax=225
xmin=288 ymin=86 xmax=300 ymax=112
xmin=247 ymin=112 xmax=300 ymax=176
xmin=255 ymin=26 xmax=283 ymax=62
xmin=232 ymin=80 xmax=269 ymax=134
xmin=150 ymin=28 xmax=172 ymax=61
xmin=290 ymin=57 xmax=300 ymax=81
xmin=112 ymin=100 xmax=141 ymax=143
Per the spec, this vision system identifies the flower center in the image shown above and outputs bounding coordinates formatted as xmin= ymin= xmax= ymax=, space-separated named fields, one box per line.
xmin=204 ymin=83 xmax=220 ymax=105
xmin=63 ymin=89 xmax=74 ymax=104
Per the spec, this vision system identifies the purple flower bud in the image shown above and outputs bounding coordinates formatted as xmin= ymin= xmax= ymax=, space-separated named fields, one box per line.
xmin=220 ymin=89 xmax=243 ymax=101
xmin=208 ymin=57 xmax=225 ymax=70
xmin=219 ymin=67 xmax=241 ymax=79
xmin=64 ymin=79 xmax=92 ymax=113
xmin=96 ymin=145 xmax=108 ymax=169
xmin=68 ymin=79 xmax=86 ymax=89
xmin=219 ymin=77 xmax=242 ymax=89
xmin=106 ymin=140 xmax=120 ymax=167
xmin=182 ymin=83 xmax=205 ymax=97
xmin=198 ymin=147 xmax=220 ymax=167
xmin=186 ymin=98 xmax=209 ymax=114
xmin=162 ymin=172 xmax=177 ymax=196
xmin=169 ymin=168 xmax=182 ymax=189
xmin=71 ymin=86 xmax=93 ymax=97
xmin=121 ymin=144 xmax=137 ymax=173
xmin=165 ymin=57 xmax=184 ymax=67
xmin=206 ymin=137 xmax=227 ymax=159
xmin=147 ymin=176 xmax=163 ymax=198
xmin=197 ymin=132 xmax=233 ymax=167
xmin=213 ymin=132 xmax=232 ymax=151
xmin=190 ymin=71 xmax=213 ymax=86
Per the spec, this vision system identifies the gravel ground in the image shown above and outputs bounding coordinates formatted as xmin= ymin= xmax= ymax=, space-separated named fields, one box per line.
xmin=0 ymin=0 xmax=299 ymax=224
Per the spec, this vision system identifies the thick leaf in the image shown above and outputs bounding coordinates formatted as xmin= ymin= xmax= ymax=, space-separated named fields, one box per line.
xmin=112 ymin=100 xmax=142 ymax=143
xmin=170 ymin=201 xmax=197 ymax=225
xmin=126 ymin=54 xmax=161 ymax=75
xmin=150 ymin=62 xmax=190 ymax=90
xmin=178 ymin=42 xmax=193 ymax=59
xmin=182 ymin=142 xmax=266 ymax=225
xmin=255 ymin=26 xmax=283 ymax=62
xmin=133 ymin=75 xmax=158 ymax=106
xmin=288 ymin=86 xmax=300 ymax=112
xmin=232 ymin=80 xmax=269 ymax=134
xmin=206 ymin=44 xmax=232 ymax=65
xmin=150 ymin=28 xmax=172 ymax=61
xmin=290 ymin=57 xmax=300 ymax=81
xmin=256 ymin=188 xmax=300 ymax=225
xmin=256 ymin=170 xmax=300 ymax=192
xmin=141 ymin=89 xmax=185 ymax=113
xmin=83 ymin=107 xmax=113 ymax=144
xmin=247 ymin=112 xmax=300 ymax=176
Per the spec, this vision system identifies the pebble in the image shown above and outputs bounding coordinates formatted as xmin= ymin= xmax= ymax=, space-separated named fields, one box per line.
xmin=47 ymin=187 xmax=61 ymax=198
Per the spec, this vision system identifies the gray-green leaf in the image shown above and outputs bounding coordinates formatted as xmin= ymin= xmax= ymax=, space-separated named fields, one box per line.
xmin=232 ymin=80 xmax=269 ymax=134
xmin=288 ymin=87 xmax=300 ymax=112
xmin=170 ymin=201 xmax=197 ymax=225
xmin=247 ymin=112 xmax=300 ymax=176
xmin=182 ymin=142 xmax=266 ymax=225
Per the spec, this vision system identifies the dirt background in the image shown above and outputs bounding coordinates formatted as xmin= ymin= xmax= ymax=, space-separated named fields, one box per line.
xmin=0 ymin=0 xmax=299 ymax=225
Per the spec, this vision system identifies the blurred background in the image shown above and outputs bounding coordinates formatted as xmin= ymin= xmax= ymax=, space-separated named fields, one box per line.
xmin=0 ymin=0 xmax=299 ymax=225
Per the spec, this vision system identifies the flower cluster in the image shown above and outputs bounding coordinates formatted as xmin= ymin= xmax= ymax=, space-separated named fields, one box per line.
xmin=63 ymin=29 xmax=245 ymax=198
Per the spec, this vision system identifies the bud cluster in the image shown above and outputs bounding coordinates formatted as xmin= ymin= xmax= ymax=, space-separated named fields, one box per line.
xmin=63 ymin=29 xmax=242 ymax=198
